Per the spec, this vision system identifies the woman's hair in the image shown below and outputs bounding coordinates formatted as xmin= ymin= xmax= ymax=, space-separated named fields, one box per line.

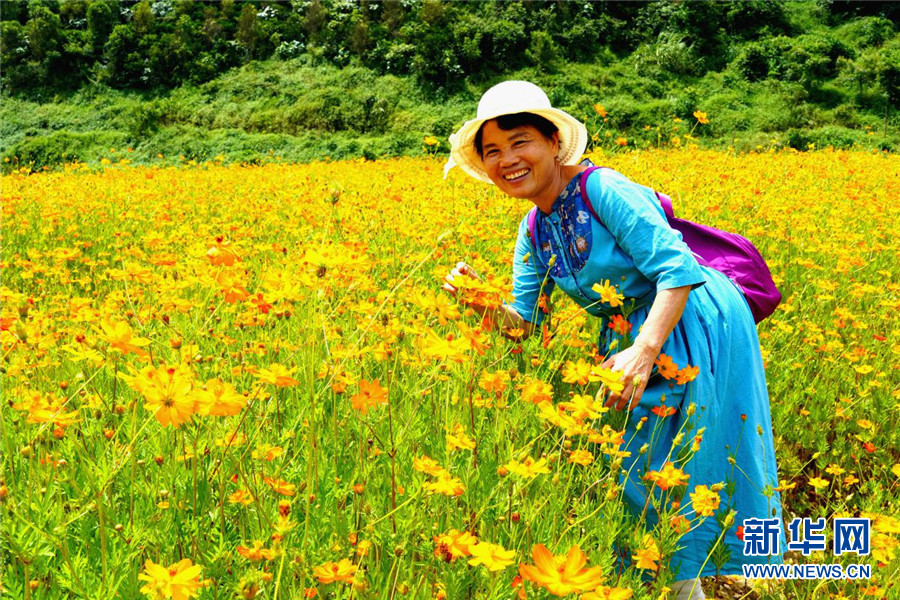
xmin=474 ymin=112 xmax=559 ymax=157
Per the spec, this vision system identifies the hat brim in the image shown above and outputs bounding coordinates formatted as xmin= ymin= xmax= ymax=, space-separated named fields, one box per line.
xmin=448 ymin=107 xmax=588 ymax=184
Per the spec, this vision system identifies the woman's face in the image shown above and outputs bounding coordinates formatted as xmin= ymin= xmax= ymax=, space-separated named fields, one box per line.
xmin=479 ymin=120 xmax=560 ymax=200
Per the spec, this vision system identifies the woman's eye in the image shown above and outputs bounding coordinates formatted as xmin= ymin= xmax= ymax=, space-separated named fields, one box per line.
xmin=514 ymin=140 xmax=527 ymax=147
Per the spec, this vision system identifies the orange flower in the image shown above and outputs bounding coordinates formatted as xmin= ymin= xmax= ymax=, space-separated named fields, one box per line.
xmin=518 ymin=544 xmax=606 ymax=596
xmin=195 ymin=378 xmax=247 ymax=417
xmin=99 ymin=317 xmax=150 ymax=359
xmin=568 ymin=449 xmax=594 ymax=466
xmin=615 ymin=137 xmax=628 ymax=147
xmin=654 ymin=354 xmax=678 ymax=380
xmin=631 ymin=535 xmax=660 ymax=570
xmin=412 ymin=455 xmax=449 ymax=478
xmin=479 ymin=369 xmax=509 ymax=396
xmin=582 ymin=585 xmax=634 ymax=600
xmin=644 ymin=462 xmax=689 ymax=490
xmin=518 ymin=377 xmax=553 ymax=405
xmin=206 ymin=241 xmax=240 ymax=266
xmin=675 ymin=365 xmax=699 ymax=384
xmin=690 ymin=485 xmax=721 ymax=517
xmin=650 ymin=404 xmax=676 ymax=418
xmin=350 ymin=379 xmax=388 ymax=414
xmin=237 ymin=541 xmax=277 ymax=561
xmin=255 ymin=363 xmax=299 ymax=387
xmin=263 ymin=476 xmax=296 ymax=496
xmin=446 ymin=423 xmax=476 ymax=452
xmin=670 ymin=514 xmax=691 ymax=534
xmin=424 ymin=474 xmax=466 ymax=496
xmin=607 ymin=314 xmax=632 ymax=336
xmin=228 ymin=489 xmax=254 ymax=505
xmin=433 ymin=529 xmax=478 ymax=560
xmin=693 ymin=111 xmax=709 ymax=125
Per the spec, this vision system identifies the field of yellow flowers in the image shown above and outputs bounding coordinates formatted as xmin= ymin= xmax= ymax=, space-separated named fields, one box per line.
xmin=2 ymin=148 xmax=898 ymax=600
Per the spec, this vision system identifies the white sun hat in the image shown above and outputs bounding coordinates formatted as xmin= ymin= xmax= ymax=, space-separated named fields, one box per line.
xmin=444 ymin=80 xmax=588 ymax=184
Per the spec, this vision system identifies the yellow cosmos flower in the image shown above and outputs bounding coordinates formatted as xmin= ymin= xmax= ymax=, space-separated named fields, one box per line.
xmin=467 ymin=542 xmax=516 ymax=571
xmin=263 ymin=476 xmax=296 ymax=496
xmin=446 ymin=423 xmax=476 ymax=452
xmin=559 ymin=393 xmax=607 ymax=421
xmin=138 ymin=558 xmax=203 ymax=600
xmin=518 ymin=543 xmax=606 ymax=596
xmin=518 ymin=377 xmax=553 ymax=404
xmin=504 ymin=456 xmax=551 ymax=479
xmin=255 ymin=363 xmax=299 ymax=387
xmin=123 ymin=365 xmax=196 ymax=428
xmin=689 ymin=484 xmax=721 ymax=517
xmin=424 ymin=474 xmax=466 ymax=496
xmin=582 ymin=585 xmax=634 ymax=600
xmin=412 ymin=455 xmax=449 ymax=478
xmin=195 ymin=378 xmax=247 ymax=416
xmin=433 ymin=529 xmax=478 ymax=560
xmin=591 ymin=280 xmax=624 ymax=308
xmin=808 ymin=476 xmax=830 ymax=490
xmin=632 ymin=535 xmax=660 ymax=571
xmin=313 ymin=558 xmax=357 ymax=584
xmin=589 ymin=366 xmax=625 ymax=394
xmin=227 ymin=489 xmax=254 ymax=505
xmin=562 ymin=359 xmax=593 ymax=386
xmin=237 ymin=540 xmax=277 ymax=561
xmin=568 ymin=450 xmax=594 ymax=466
xmin=350 ymin=379 xmax=388 ymax=415
xmin=99 ymin=317 xmax=150 ymax=358
xmin=645 ymin=462 xmax=689 ymax=491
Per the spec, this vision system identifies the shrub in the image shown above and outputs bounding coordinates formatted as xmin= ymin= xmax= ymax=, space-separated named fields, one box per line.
xmin=5 ymin=130 xmax=128 ymax=168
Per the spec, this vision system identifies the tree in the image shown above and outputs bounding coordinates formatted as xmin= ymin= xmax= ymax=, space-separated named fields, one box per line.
xmin=87 ymin=1 xmax=115 ymax=54
xmin=349 ymin=12 xmax=371 ymax=56
xmin=304 ymin=0 xmax=326 ymax=43
xmin=526 ymin=30 xmax=560 ymax=73
xmin=236 ymin=3 xmax=260 ymax=56
xmin=25 ymin=5 xmax=64 ymax=62
xmin=133 ymin=0 xmax=154 ymax=36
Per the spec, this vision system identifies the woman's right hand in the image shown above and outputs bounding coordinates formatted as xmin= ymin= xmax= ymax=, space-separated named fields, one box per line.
xmin=442 ymin=261 xmax=481 ymax=298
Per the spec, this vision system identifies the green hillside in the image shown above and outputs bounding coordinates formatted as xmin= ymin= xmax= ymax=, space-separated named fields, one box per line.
xmin=2 ymin=1 xmax=898 ymax=171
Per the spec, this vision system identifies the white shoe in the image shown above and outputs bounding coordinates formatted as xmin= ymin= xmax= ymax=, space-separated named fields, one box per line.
xmin=670 ymin=578 xmax=706 ymax=600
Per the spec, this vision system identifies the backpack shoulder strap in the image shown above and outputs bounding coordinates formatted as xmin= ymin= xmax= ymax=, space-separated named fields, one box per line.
xmin=579 ymin=165 xmax=677 ymax=220
xmin=578 ymin=165 xmax=605 ymax=223
xmin=525 ymin=205 xmax=547 ymax=272
xmin=526 ymin=205 xmax=539 ymax=249
xmin=656 ymin=192 xmax=675 ymax=219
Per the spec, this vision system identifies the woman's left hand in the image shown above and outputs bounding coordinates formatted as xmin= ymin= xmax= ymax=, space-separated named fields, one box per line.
xmin=600 ymin=344 xmax=656 ymax=411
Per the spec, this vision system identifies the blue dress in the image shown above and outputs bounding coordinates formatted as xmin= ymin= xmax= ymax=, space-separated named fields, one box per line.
xmin=507 ymin=166 xmax=786 ymax=578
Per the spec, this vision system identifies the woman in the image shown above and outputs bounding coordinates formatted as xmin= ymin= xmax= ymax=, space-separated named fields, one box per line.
xmin=443 ymin=81 xmax=785 ymax=599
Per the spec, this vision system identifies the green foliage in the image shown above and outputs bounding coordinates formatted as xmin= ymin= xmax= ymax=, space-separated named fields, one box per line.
xmin=786 ymin=125 xmax=896 ymax=151
xmin=725 ymin=1 xmax=791 ymax=40
xmin=5 ymin=129 xmax=127 ymax=166
xmin=1 ymin=2 xmax=898 ymax=171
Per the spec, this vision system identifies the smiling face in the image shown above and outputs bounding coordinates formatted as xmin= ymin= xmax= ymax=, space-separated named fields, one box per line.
xmin=479 ymin=120 xmax=561 ymax=201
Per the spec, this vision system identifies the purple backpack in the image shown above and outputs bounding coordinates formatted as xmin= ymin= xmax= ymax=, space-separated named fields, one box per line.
xmin=527 ymin=166 xmax=782 ymax=324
